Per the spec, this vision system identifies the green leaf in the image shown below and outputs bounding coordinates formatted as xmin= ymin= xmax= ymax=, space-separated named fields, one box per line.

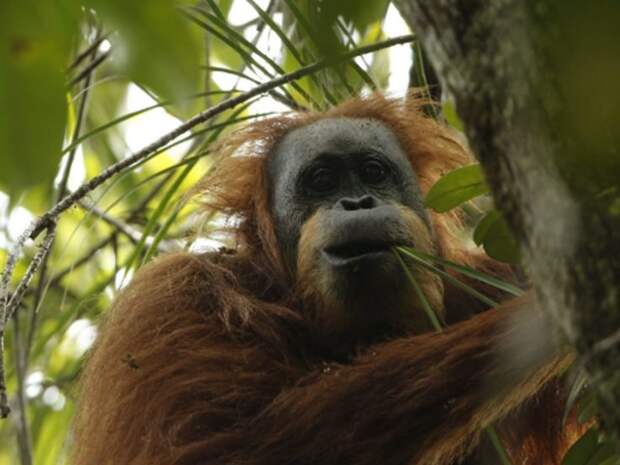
xmin=84 ymin=0 xmax=201 ymax=113
xmin=394 ymin=250 xmax=443 ymax=331
xmin=365 ymin=30 xmax=390 ymax=89
xmin=397 ymin=247 xmax=498 ymax=307
xmin=401 ymin=248 xmax=523 ymax=296
xmin=424 ymin=164 xmax=488 ymax=212
xmin=216 ymin=0 xmax=234 ymax=17
xmin=34 ymin=404 xmax=74 ymax=465
xmin=0 ymin=0 xmax=79 ymax=194
xmin=562 ymin=428 xmax=599 ymax=465
xmin=596 ymin=455 xmax=620 ymax=465
xmin=473 ymin=210 xmax=520 ymax=264
xmin=395 ymin=247 xmax=512 ymax=465
xmin=443 ymin=101 xmax=464 ymax=131
xmin=586 ymin=442 xmax=618 ymax=465
xmin=578 ymin=390 xmax=600 ymax=424
xmin=563 ymin=371 xmax=588 ymax=425
xmin=323 ymin=0 xmax=390 ymax=32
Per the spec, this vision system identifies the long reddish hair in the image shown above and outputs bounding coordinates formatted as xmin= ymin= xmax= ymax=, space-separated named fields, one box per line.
xmin=195 ymin=92 xmax=479 ymax=283
xmin=71 ymin=93 xmax=582 ymax=465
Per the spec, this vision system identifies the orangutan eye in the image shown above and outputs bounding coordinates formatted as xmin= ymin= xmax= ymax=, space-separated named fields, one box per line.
xmin=360 ymin=160 xmax=388 ymax=185
xmin=307 ymin=167 xmax=338 ymax=193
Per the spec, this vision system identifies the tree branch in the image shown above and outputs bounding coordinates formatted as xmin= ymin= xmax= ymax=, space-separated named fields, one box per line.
xmin=28 ymin=33 xmax=415 ymax=242
xmin=0 ymin=34 xmax=416 ymax=419
xmin=77 ymin=200 xmax=176 ymax=252
xmin=394 ymin=0 xmax=620 ymax=435
xmin=26 ymin=28 xmax=104 ymax=368
xmin=0 ymin=226 xmax=56 ymax=418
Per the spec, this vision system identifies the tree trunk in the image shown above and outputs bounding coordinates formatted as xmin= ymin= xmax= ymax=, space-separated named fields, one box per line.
xmin=394 ymin=0 xmax=620 ymax=435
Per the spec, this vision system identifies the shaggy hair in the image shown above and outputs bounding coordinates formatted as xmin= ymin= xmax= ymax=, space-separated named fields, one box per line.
xmin=71 ymin=93 xmax=583 ymax=465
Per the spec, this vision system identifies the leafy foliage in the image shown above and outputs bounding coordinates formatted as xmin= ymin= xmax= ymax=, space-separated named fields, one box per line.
xmin=83 ymin=0 xmax=202 ymax=115
xmin=0 ymin=2 xmax=423 ymax=464
xmin=561 ymin=427 xmax=619 ymax=465
xmin=424 ymin=164 xmax=488 ymax=212
xmin=424 ymin=164 xmax=520 ymax=263
xmin=0 ymin=2 xmax=609 ymax=465
xmin=473 ymin=210 xmax=520 ymax=264
xmin=0 ymin=0 xmax=79 ymax=194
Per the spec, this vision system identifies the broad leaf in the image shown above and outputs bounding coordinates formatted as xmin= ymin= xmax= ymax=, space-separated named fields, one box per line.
xmin=473 ymin=209 xmax=520 ymax=263
xmin=443 ymin=101 xmax=464 ymax=131
xmin=561 ymin=428 xmax=599 ymax=465
xmin=84 ymin=0 xmax=201 ymax=115
xmin=323 ymin=0 xmax=390 ymax=32
xmin=562 ymin=426 xmax=619 ymax=465
xmin=586 ymin=442 xmax=618 ymax=465
xmin=0 ymin=0 xmax=79 ymax=195
xmin=425 ymin=164 xmax=488 ymax=212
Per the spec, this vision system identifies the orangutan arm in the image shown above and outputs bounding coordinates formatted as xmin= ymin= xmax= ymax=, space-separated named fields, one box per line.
xmin=234 ymin=296 xmax=566 ymax=465
xmin=72 ymin=254 xmax=565 ymax=465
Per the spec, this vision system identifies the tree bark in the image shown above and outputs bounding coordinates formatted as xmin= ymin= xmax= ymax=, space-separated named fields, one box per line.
xmin=394 ymin=0 xmax=620 ymax=435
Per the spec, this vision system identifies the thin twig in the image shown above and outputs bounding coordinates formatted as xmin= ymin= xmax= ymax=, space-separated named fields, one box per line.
xmin=2 ymin=32 xmax=416 ymax=336
xmin=1 ymin=34 xmax=417 ymax=310
xmin=52 ymin=141 xmax=207 ymax=287
xmin=29 ymin=34 xmax=415 ymax=241
xmin=394 ymin=247 xmax=512 ymax=465
xmin=69 ymin=33 xmax=110 ymax=70
xmin=1 ymin=226 xmax=57 ymax=336
xmin=60 ymin=62 xmax=97 ymax=198
xmin=202 ymin=0 xmax=301 ymax=111
xmin=1 ymin=226 xmax=56 ymax=418
xmin=0 ymin=224 xmax=36 ymax=318
xmin=12 ymin=315 xmax=32 ymax=465
xmin=235 ymin=16 xmax=262 ymax=30
xmin=68 ymin=51 xmax=110 ymax=87
xmin=78 ymin=200 xmax=175 ymax=252
xmin=27 ymin=32 xmax=103 ymax=367
xmin=239 ymin=0 xmax=303 ymax=112
xmin=49 ymin=236 xmax=115 ymax=287
xmin=267 ymin=90 xmax=306 ymax=111
xmin=0 ymin=34 xmax=416 ymax=419
xmin=78 ymin=201 xmax=141 ymax=243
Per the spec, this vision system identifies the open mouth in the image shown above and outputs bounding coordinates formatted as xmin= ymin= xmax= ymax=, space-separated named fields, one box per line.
xmin=324 ymin=240 xmax=393 ymax=262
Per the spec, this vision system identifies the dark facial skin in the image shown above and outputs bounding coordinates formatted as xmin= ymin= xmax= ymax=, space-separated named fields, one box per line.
xmin=268 ymin=117 xmax=429 ymax=275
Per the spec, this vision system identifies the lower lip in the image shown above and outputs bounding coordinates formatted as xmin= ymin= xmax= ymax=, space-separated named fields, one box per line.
xmin=322 ymin=249 xmax=391 ymax=267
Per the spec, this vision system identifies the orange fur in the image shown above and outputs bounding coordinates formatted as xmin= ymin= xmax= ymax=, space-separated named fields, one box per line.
xmin=195 ymin=93 xmax=479 ymax=279
xmin=294 ymin=204 xmax=444 ymax=342
xmin=72 ymin=93 xmax=582 ymax=465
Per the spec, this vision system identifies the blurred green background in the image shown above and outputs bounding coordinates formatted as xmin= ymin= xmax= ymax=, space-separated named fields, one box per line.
xmin=1 ymin=1 xmax=618 ymax=464
xmin=0 ymin=2 xmax=416 ymax=463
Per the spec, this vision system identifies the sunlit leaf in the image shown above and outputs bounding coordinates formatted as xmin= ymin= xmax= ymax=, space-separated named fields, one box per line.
xmin=363 ymin=24 xmax=390 ymax=89
xmin=34 ymin=404 xmax=74 ymax=465
xmin=425 ymin=164 xmax=488 ymax=212
xmin=443 ymin=101 xmax=464 ymax=132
